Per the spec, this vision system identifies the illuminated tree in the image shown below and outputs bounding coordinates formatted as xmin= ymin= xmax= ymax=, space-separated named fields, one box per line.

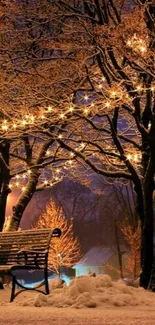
xmin=0 ymin=0 xmax=86 ymax=231
xmin=47 ymin=0 xmax=155 ymax=289
xmin=35 ymin=199 xmax=82 ymax=275
xmin=120 ymin=220 xmax=141 ymax=279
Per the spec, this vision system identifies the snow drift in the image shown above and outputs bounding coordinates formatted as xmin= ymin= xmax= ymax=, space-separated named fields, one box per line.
xmin=14 ymin=274 xmax=155 ymax=309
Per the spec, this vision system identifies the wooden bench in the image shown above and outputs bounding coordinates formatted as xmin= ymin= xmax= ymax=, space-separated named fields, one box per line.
xmin=0 ymin=227 xmax=61 ymax=302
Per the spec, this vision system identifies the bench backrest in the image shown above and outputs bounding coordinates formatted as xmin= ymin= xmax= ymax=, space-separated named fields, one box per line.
xmin=0 ymin=228 xmax=61 ymax=266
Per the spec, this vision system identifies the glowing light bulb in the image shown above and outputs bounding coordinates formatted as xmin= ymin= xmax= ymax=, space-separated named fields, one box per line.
xmin=58 ymin=134 xmax=62 ymax=139
xmin=111 ymin=91 xmax=116 ymax=98
xmin=84 ymin=94 xmax=88 ymax=101
xmin=44 ymin=180 xmax=48 ymax=185
xmin=2 ymin=125 xmax=8 ymax=131
xmin=47 ymin=106 xmax=53 ymax=112
xmin=21 ymin=186 xmax=26 ymax=192
xmin=46 ymin=150 xmax=50 ymax=156
xmin=21 ymin=120 xmax=26 ymax=126
xmin=136 ymin=85 xmax=142 ymax=91
xmin=148 ymin=121 xmax=151 ymax=130
xmin=60 ymin=113 xmax=64 ymax=119
xmin=105 ymin=101 xmax=110 ymax=108
xmin=69 ymin=106 xmax=74 ymax=112
xmin=83 ymin=108 xmax=89 ymax=115
xmin=127 ymin=154 xmax=131 ymax=160
xmin=68 ymin=160 xmax=72 ymax=165
xmin=140 ymin=46 xmax=146 ymax=53
xmin=30 ymin=115 xmax=34 ymax=122
xmin=13 ymin=123 xmax=17 ymax=129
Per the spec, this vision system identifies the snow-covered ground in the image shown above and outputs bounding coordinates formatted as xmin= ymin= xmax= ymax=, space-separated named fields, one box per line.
xmin=0 ymin=274 xmax=155 ymax=325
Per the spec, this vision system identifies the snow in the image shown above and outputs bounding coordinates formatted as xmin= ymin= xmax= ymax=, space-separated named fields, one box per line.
xmin=0 ymin=274 xmax=155 ymax=324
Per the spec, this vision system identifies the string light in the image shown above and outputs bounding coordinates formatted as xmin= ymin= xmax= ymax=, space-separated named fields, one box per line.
xmin=60 ymin=113 xmax=65 ymax=119
xmin=21 ymin=120 xmax=27 ymax=126
xmin=83 ymin=108 xmax=89 ymax=115
xmin=84 ymin=94 xmax=89 ymax=101
xmin=2 ymin=124 xmax=8 ymax=131
xmin=110 ymin=91 xmax=117 ymax=98
xmin=46 ymin=150 xmax=50 ymax=156
xmin=136 ymin=85 xmax=142 ymax=92
xmin=13 ymin=123 xmax=17 ymax=129
xmin=68 ymin=160 xmax=72 ymax=165
xmin=105 ymin=101 xmax=110 ymax=108
xmin=80 ymin=142 xmax=85 ymax=149
xmin=44 ymin=180 xmax=48 ymax=185
xmin=69 ymin=106 xmax=74 ymax=112
xmin=47 ymin=106 xmax=53 ymax=112
xmin=30 ymin=115 xmax=34 ymax=123
xmin=40 ymin=115 xmax=45 ymax=120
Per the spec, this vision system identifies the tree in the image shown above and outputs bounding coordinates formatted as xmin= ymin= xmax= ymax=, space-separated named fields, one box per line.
xmin=0 ymin=0 xmax=88 ymax=231
xmin=120 ymin=220 xmax=141 ymax=280
xmin=35 ymin=199 xmax=82 ymax=275
xmin=47 ymin=0 xmax=155 ymax=289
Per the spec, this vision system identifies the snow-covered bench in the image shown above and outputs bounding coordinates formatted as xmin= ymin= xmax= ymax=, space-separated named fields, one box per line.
xmin=0 ymin=228 xmax=61 ymax=302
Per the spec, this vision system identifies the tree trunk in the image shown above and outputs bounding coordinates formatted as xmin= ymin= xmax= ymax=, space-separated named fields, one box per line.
xmin=140 ymin=188 xmax=154 ymax=289
xmin=0 ymin=141 xmax=10 ymax=231
xmin=114 ymin=219 xmax=123 ymax=278
xmin=0 ymin=190 xmax=9 ymax=231
xmin=8 ymin=169 xmax=40 ymax=231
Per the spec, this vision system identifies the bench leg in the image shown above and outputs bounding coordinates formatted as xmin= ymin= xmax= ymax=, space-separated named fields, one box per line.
xmin=44 ymin=268 xmax=49 ymax=295
xmin=10 ymin=276 xmax=16 ymax=302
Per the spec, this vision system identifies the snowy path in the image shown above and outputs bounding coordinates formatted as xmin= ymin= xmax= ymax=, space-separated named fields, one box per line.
xmin=0 ymin=305 xmax=155 ymax=325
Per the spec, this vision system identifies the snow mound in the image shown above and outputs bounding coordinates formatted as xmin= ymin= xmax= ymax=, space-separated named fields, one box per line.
xmin=15 ymin=274 xmax=155 ymax=309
